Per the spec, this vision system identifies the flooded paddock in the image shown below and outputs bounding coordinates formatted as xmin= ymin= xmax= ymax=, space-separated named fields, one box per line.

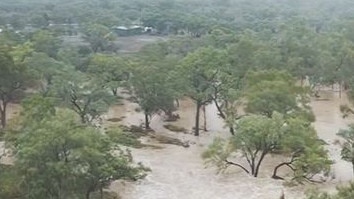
xmin=108 ymin=89 xmax=354 ymax=199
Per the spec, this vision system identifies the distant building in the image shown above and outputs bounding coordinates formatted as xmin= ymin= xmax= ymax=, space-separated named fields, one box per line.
xmin=112 ymin=25 xmax=144 ymax=36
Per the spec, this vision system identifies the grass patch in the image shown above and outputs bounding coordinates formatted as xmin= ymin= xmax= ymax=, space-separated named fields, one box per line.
xmin=134 ymin=107 xmax=142 ymax=112
xmin=107 ymin=117 xmax=124 ymax=123
xmin=0 ymin=165 xmax=22 ymax=198
xmin=150 ymin=134 xmax=189 ymax=148
xmin=163 ymin=124 xmax=187 ymax=133
xmin=106 ymin=128 xmax=143 ymax=148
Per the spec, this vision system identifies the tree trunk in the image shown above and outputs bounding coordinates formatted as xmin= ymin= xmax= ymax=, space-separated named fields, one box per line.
xmin=175 ymin=99 xmax=180 ymax=108
xmin=145 ymin=111 xmax=150 ymax=129
xmin=214 ymin=99 xmax=235 ymax=135
xmin=194 ymin=100 xmax=201 ymax=136
xmin=250 ymin=158 xmax=255 ymax=176
xmin=272 ymin=162 xmax=289 ymax=180
xmin=229 ymin=127 xmax=235 ymax=135
xmin=112 ymin=88 xmax=118 ymax=96
xmin=214 ymin=99 xmax=225 ymax=119
xmin=203 ymin=105 xmax=207 ymax=132
xmin=0 ymin=101 xmax=7 ymax=129
xmin=80 ymin=114 xmax=86 ymax=124
xmin=85 ymin=190 xmax=91 ymax=199
xmin=100 ymin=187 xmax=103 ymax=199
xmin=254 ymin=151 xmax=268 ymax=177
xmin=339 ymin=82 xmax=342 ymax=99
xmin=344 ymin=82 xmax=349 ymax=90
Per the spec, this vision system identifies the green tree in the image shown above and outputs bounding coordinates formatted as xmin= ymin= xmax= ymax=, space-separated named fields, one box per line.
xmin=314 ymin=33 xmax=354 ymax=97
xmin=306 ymin=183 xmax=354 ymax=199
xmin=31 ymin=30 xmax=62 ymax=58
xmin=82 ymin=23 xmax=116 ymax=53
xmin=0 ymin=165 xmax=22 ymax=199
xmin=88 ymin=54 xmax=130 ymax=96
xmin=337 ymin=124 xmax=354 ymax=174
xmin=180 ymin=47 xmax=226 ymax=136
xmin=244 ymin=70 xmax=313 ymax=120
xmin=50 ymin=71 xmax=115 ymax=124
xmin=278 ymin=22 xmax=320 ymax=84
xmin=203 ymin=114 xmax=286 ymax=177
xmin=212 ymin=56 xmax=243 ymax=135
xmin=0 ymin=46 xmax=29 ymax=129
xmin=30 ymin=12 xmax=50 ymax=28
xmin=272 ymin=117 xmax=331 ymax=182
xmin=130 ymin=60 xmax=177 ymax=129
xmin=25 ymin=52 xmax=70 ymax=95
xmin=8 ymin=105 xmax=148 ymax=199
xmin=58 ymin=46 xmax=91 ymax=72
xmin=203 ymin=113 xmax=330 ymax=180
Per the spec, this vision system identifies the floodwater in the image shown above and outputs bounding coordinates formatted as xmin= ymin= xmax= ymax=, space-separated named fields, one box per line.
xmin=1 ymin=89 xmax=353 ymax=198
xmin=310 ymin=90 xmax=353 ymax=183
xmin=110 ymin=98 xmax=291 ymax=199
xmin=109 ymin=89 xmax=354 ymax=199
xmin=110 ymin=89 xmax=354 ymax=199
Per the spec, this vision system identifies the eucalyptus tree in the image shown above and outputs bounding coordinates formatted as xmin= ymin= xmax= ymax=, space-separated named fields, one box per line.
xmin=31 ymin=30 xmax=62 ymax=58
xmin=244 ymin=70 xmax=314 ymax=121
xmin=6 ymin=97 xmax=148 ymax=199
xmin=203 ymin=113 xmax=331 ymax=180
xmin=50 ymin=71 xmax=115 ymax=125
xmin=180 ymin=47 xmax=227 ymax=136
xmin=25 ymin=52 xmax=69 ymax=95
xmin=129 ymin=43 xmax=180 ymax=129
xmin=88 ymin=53 xmax=130 ymax=96
xmin=337 ymin=125 xmax=354 ymax=174
xmin=0 ymin=43 xmax=32 ymax=129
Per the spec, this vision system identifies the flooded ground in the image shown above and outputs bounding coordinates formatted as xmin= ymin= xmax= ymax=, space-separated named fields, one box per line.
xmin=0 ymin=103 xmax=20 ymax=165
xmin=1 ymin=89 xmax=353 ymax=198
xmin=310 ymin=90 xmax=353 ymax=183
xmin=108 ymin=89 xmax=354 ymax=199
xmin=114 ymin=35 xmax=168 ymax=54
xmin=61 ymin=34 xmax=167 ymax=54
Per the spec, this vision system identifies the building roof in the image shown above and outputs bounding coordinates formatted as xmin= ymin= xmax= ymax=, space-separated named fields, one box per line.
xmin=113 ymin=25 xmax=143 ymax=30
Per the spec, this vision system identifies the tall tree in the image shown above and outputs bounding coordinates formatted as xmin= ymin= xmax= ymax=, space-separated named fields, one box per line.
xmin=244 ymin=70 xmax=313 ymax=121
xmin=180 ymin=47 xmax=226 ymax=136
xmin=0 ymin=45 xmax=30 ymax=129
xmin=7 ymin=102 xmax=148 ymax=199
xmin=203 ymin=113 xmax=331 ymax=180
xmin=272 ymin=117 xmax=332 ymax=182
xmin=203 ymin=113 xmax=286 ymax=177
xmin=50 ymin=71 xmax=115 ymax=125
xmin=337 ymin=125 xmax=354 ymax=174
xmin=278 ymin=22 xmax=320 ymax=84
xmin=130 ymin=55 xmax=178 ymax=129
xmin=31 ymin=30 xmax=62 ymax=58
xmin=88 ymin=54 xmax=130 ymax=96
xmin=82 ymin=23 xmax=116 ymax=53
xmin=25 ymin=52 xmax=70 ymax=95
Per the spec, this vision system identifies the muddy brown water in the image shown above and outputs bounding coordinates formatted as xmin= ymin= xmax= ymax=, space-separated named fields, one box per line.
xmin=1 ymin=90 xmax=353 ymax=198
xmin=108 ymin=90 xmax=354 ymax=199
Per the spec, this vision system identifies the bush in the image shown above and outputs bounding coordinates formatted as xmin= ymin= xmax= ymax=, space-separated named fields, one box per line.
xmin=163 ymin=124 xmax=187 ymax=133
xmin=106 ymin=128 xmax=143 ymax=148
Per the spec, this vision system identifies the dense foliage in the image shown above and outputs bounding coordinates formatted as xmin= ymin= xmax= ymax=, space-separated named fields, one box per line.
xmin=2 ymin=0 xmax=354 ymax=198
